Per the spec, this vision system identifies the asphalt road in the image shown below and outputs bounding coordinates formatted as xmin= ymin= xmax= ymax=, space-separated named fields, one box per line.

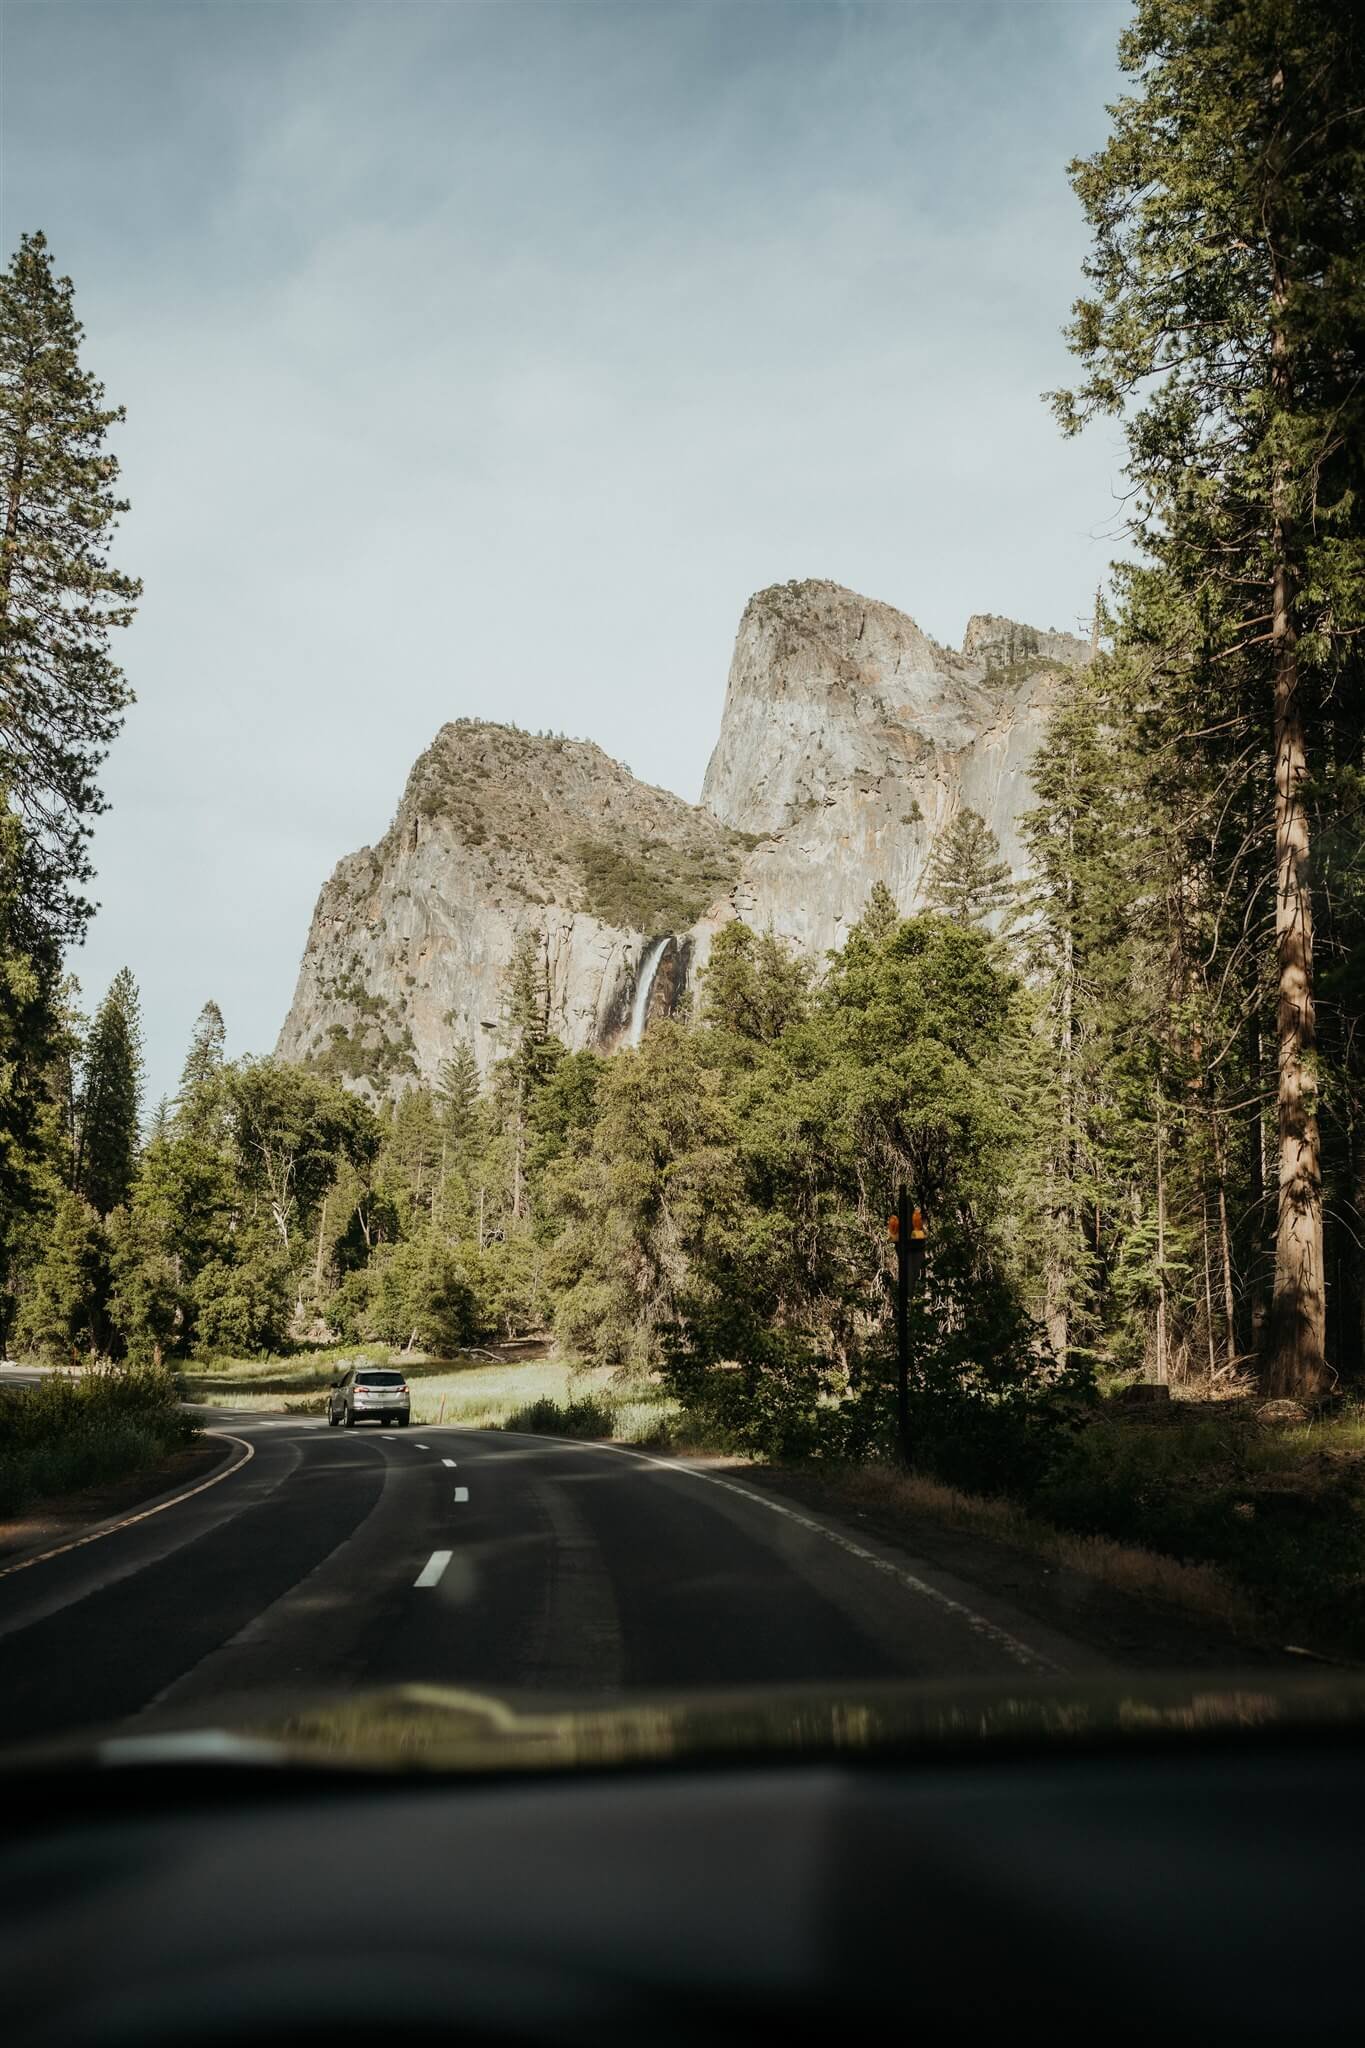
xmin=0 ymin=1413 xmax=1118 ymax=1748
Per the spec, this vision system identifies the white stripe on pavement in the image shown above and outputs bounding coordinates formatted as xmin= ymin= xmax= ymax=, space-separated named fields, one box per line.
xmin=442 ymin=1458 xmax=458 ymax=1468
xmin=414 ymin=1550 xmax=452 ymax=1588
xmin=453 ymin=1486 xmax=469 ymax=1503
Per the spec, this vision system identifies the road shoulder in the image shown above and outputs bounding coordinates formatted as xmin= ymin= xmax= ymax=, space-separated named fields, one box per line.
xmin=0 ymin=1437 xmax=230 ymax=1567
xmin=685 ymin=1459 xmax=1304 ymax=1672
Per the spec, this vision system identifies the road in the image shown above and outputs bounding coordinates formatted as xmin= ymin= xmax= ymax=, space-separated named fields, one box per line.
xmin=0 ymin=1412 xmax=1128 ymax=1749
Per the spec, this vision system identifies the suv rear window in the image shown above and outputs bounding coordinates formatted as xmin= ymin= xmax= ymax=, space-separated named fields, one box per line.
xmin=356 ymin=1370 xmax=405 ymax=1386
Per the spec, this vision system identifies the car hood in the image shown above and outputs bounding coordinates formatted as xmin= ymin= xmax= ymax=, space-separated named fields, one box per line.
xmin=8 ymin=1668 xmax=1365 ymax=1780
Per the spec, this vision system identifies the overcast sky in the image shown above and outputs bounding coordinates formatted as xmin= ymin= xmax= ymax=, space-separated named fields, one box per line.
xmin=2 ymin=0 xmax=1129 ymax=1106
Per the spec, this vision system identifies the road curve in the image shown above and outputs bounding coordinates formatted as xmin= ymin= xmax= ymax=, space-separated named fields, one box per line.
xmin=0 ymin=1417 xmax=1114 ymax=1747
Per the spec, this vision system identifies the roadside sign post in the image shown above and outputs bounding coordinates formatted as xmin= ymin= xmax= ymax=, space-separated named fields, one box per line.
xmin=888 ymin=1188 xmax=926 ymax=1467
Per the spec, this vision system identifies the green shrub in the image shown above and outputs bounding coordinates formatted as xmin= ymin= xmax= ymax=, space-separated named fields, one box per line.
xmin=0 ymin=1364 xmax=193 ymax=1516
xmin=502 ymin=1393 xmax=617 ymax=1438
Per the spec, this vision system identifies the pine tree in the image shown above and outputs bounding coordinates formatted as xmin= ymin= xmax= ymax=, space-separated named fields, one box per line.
xmin=0 ymin=787 xmax=56 ymax=1221
xmin=1053 ymin=0 xmax=1365 ymax=1398
xmin=0 ymin=233 xmax=139 ymax=948
xmin=75 ymin=967 xmax=143 ymax=1216
xmin=921 ymin=809 xmax=1016 ymax=927
xmin=14 ymin=1189 xmax=106 ymax=1361
xmin=178 ymin=1000 xmax=225 ymax=1099
xmin=436 ymin=1040 xmax=480 ymax=1143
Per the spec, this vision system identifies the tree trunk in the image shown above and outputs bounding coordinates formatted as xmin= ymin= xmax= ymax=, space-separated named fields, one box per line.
xmin=1154 ymin=1087 xmax=1168 ymax=1386
xmin=1200 ymin=1177 xmax=1217 ymax=1386
xmin=1211 ymin=1112 xmax=1238 ymax=1372
xmin=1265 ymin=505 xmax=1328 ymax=1395
xmin=313 ymin=1195 xmax=328 ymax=1301
xmin=1247 ymin=1011 xmax=1268 ymax=1353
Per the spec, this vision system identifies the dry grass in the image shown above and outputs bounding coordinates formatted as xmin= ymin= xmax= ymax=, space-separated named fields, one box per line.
xmin=815 ymin=1461 xmax=1258 ymax=1635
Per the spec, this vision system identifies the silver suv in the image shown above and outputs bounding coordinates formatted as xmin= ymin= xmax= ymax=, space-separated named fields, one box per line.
xmin=327 ymin=1367 xmax=411 ymax=1428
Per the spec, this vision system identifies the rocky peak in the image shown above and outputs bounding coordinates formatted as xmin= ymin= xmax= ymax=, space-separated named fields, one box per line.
xmin=961 ymin=612 xmax=1092 ymax=673
xmin=275 ymin=719 xmax=748 ymax=1095
xmin=278 ymin=578 xmax=1089 ymax=1098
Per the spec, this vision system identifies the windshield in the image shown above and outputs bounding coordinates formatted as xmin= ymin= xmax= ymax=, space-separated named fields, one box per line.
xmin=1 ymin=0 xmax=1362 ymax=1778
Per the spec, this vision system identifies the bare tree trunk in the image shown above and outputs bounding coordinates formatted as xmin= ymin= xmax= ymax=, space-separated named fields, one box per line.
xmin=313 ymin=1195 xmax=328 ymax=1301
xmin=1200 ymin=1177 xmax=1218 ymax=1387
xmin=1155 ymin=1088 xmax=1169 ymax=1386
xmin=1211 ymin=1113 xmax=1238 ymax=1371
xmin=1266 ymin=465 xmax=1328 ymax=1395
xmin=1247 ymin=1011 xmax=1268 ymax=1354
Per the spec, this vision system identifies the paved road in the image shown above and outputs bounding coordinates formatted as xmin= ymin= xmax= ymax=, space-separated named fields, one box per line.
xmin=0 ymin=1415 xmax=1118 ymax=1748
xmin=0 ymin=1362 xmax=76 ymax=1387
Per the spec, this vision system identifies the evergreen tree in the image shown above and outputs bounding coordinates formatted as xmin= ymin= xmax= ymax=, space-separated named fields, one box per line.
xmin=700 ymin=922 xmax=810 ymax=1049
xmin=178 ymin=1000 xmax=225 ymax=1101
xmin=0 ymin=233 xmax=139 ymax=948
xmin=858 ymin=880 xmax=901 ymax=946
xmin=1053 ymin=0 xmax=1365 ymax=1396
xmin=0 ymin=787 xmax=57 ymax=1224
xmin=14 ymin=1189 xmax=106 ymax=1361
xmin=921 ymin=809 xmax=1016 ymax=927
xmin=76 ymin=967 xmax=143 ymax=1216
xmin=436 ymin=1040 xmax=480 ymax=1143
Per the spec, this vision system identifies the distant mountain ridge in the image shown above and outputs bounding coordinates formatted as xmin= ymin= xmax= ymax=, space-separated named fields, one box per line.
xmin=276 ymin=580 xmax=1091 ymax=1095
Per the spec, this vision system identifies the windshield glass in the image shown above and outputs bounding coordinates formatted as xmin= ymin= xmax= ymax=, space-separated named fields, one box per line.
xmin=1 ymin=0 xmax=1361 ymax=1775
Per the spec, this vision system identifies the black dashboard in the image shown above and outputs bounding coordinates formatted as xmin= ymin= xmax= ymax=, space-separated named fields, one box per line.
xmin=2 ymin=1735 xmax=1361 ymax=2043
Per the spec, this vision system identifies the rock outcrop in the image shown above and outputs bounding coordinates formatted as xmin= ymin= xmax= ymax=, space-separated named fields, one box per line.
xmin=693 ymin=580 xmax=1089 ymax=973
xmin=275 ymin=722 xmax=748 ymax=1092
xmin=277 ymin=580 xmax=1091 ymax=1095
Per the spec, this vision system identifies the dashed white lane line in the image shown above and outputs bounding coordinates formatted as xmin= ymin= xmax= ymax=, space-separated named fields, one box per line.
xmin=415 ymin=1442 xmax=430 ymax=1449
xmin=453 ymin=1486 xmax=470 ymax=1503
xmin=442 ymin=1458 xmax=458 ymax=1468
xmin=414 ymin=1550 xmax=452 ymax=1588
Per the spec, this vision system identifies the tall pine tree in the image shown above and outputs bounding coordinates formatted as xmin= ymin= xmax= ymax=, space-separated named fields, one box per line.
xmin=0 ymin=232 xmax=139 ymax=948
xmin=1053 ymin=0 xmax=1365 ymax=1397
xmin=922 ymin=809 xmax=1017 ymax=928
xmin=76 ymin=967 xmax=143 ymax=1216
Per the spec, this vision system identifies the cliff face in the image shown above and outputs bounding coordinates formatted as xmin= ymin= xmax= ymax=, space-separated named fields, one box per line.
xmin=693 ymin=580 xmax=1090 ymax=972
xmin=274 ymin=721 xmax=747 ymax=1092
xmin=277 ymin=581 xmax=1090 ymax=1095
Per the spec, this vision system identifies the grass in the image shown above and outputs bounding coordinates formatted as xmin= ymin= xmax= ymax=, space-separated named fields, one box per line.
xmin=0 ymin=1365 xmax=194 ymax=1518
xmin=179 ymin=1346 xmax=694 ymax=1443
xmin=799 ymin=1461 xmax=1258 ymax=1636
xmin=1031 ymin=1400 xmax=1365 ymax=1655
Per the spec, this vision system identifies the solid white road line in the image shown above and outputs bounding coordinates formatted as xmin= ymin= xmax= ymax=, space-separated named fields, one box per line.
xmin=414 ymin=1550 xmax=452 ymax=1588
xmin=442 ymin=1458 xmax=458 ymax=1468
xmin=453 ymin=1486 xmax=469 ymax=1503
xmin=498 ymin=1430 xmax=1057 ymax=1674
xmin=0 ymin=1433 xmax=256 ymax=1583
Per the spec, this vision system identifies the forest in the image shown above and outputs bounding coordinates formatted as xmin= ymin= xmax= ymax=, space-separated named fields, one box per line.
xmin=2 ymin=0 xmax=1364 ymax=1488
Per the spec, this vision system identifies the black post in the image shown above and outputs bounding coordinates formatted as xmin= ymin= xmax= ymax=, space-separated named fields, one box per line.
xmin=896 ymin=1182 xmax=910 ymax=1463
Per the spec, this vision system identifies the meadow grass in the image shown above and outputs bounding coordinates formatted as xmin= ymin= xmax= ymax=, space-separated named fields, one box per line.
xmin=181 ymin=1347 xmax=690 ymax=1442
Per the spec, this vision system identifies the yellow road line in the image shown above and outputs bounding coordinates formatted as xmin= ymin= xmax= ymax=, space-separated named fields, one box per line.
xmin=0 ymin=1433 xmax=256 ymax=1581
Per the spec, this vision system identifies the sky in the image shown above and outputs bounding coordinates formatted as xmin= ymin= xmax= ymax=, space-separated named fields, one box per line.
xmin=1 ymin=0 xmax=1130 ymax=1107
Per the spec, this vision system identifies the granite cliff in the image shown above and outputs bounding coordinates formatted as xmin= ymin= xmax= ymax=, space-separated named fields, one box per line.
xmin=276 ymin=580 xmax=1090 ymax=1094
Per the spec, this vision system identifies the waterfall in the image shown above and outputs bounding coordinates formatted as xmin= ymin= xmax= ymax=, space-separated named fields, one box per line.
xmin=628 ymin=937 xmax=670 ymax=1048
